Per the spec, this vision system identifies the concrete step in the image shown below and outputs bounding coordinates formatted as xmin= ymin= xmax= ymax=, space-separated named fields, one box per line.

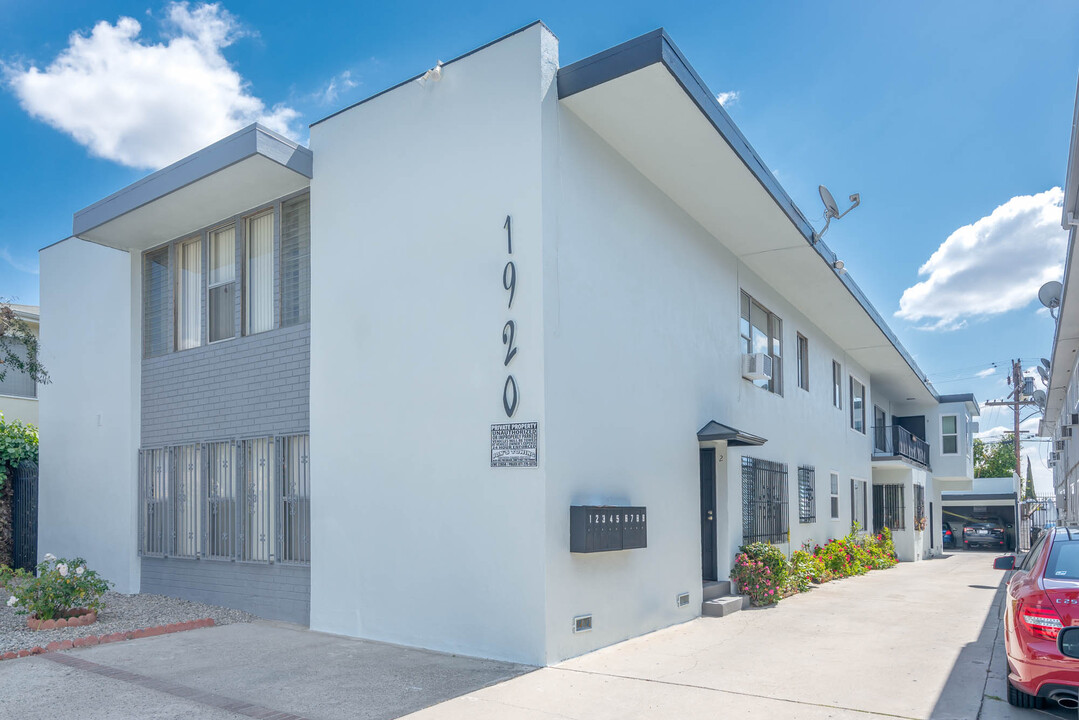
xmin=701 ymin=595 xmax=750 ymax=618
xmin=702 ymin=580 xmax=731 ymax=601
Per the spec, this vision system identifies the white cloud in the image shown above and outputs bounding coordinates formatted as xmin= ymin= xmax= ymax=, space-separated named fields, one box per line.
xmin=3 ymin=2 xmax=300 ymax=170
xmin=975 ymin=367 xmax=996 ymax=378
xmin=316 ymin=70 xmax=358 ymax=105
xmin=896 ymin=188 xmax=1067 ymax=331
xmin=0 ymin=248 xmax=38 ymax=275
xmin=716 ymin=90 xmax=739 ymax=107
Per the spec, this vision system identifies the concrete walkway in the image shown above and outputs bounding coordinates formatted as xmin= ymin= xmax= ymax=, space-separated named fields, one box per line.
xmin=404 ymin=551 xmax=1069 ymax=720
xmin=0 ymin=551 xmax=1069 ymax=719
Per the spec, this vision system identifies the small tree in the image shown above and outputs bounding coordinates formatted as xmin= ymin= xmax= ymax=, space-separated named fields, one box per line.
xmin=0 ymin=304 xmax=47 ymax=387
xmin=1024 ymin=457 xmax=1037 ymax=500
xmin=974 ymin=437 xmax=1018 ymax=479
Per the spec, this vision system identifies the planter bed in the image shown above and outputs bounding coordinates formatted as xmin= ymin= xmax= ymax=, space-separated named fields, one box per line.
xmin=0 ymin=591 xmax=255 ymax=656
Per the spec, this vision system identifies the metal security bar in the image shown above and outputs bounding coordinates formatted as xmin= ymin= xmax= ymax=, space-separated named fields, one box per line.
xmin=871 ymin=425 xmax=931 ymax=470
xmin=873 ymin=484 xmax=905 ymax=532
xmin=277 ymin=434 xmax=311 ymax=564
xmin=914 ymin=484 xmax=926 ymax=524
xmin=138 ymin=435 xmax=310 ymax=565
xmin=742 ymin=457 xmax=789 ymax=544
xmin=798 ymin=466 xmax=815 ymax=523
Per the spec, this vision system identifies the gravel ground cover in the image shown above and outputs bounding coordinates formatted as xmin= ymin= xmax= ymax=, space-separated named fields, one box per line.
xmin=0 ymin=592 xmax=256 ymax=655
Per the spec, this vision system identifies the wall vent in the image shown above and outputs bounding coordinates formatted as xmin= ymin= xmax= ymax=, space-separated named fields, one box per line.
xmin=573 ymin=614 xmax=593 ymax=633
xmin=676 ymin=592 xmax=690 ymax=608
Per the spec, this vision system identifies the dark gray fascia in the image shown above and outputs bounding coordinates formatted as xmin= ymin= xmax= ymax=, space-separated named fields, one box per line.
xmin=941 ymin=492 xmax=1018 ymax=502
xmin=937 ymin=393 xmax=981 ymax=415
xmin=697 ymin=420 xmax=767 ymax=446
xmin=558 ymin=30 xmax=938 ymax=401
xmin=72 ymin=124 xmax=313 ymax=238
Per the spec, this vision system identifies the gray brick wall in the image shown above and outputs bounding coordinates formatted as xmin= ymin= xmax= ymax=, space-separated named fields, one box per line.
xmin=141 ymin=322 xmax=309 ymax=446
xmin=141 ymin=558 xmax=310 ymax=625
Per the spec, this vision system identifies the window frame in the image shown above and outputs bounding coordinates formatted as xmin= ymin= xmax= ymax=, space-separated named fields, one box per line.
xmin=830 ymin=471 xmax=840 ymax=519
xmin=207 ymin=222 xmax=237 ymax=344
xmin=941 ymin=414 xmax=959 ymax=455
xmin=243 ymin=208 xmax=276 ymax=337
xmin=850 ymin=375 xmax=866 ymax=434
xmin=798 ymin=465 xmax=815 ymax=523
xmin=832 ymin=360 xmax=842 ymax=409
xmin=174 ymin=236 xmax=203 ymax=352
xmin=796 ymin=333 xmax=809 ymax=391
xmin=739 ymin=290 xmax=783 ymax=396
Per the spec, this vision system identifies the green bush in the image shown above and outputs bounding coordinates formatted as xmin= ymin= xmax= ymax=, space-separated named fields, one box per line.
xmin=787 ymin=550 xmax=816 ymax=592
xmin=4 ymin=554 xmax=110 ymax=620
xmin=731 ymin=542 xmax=790 ymax=606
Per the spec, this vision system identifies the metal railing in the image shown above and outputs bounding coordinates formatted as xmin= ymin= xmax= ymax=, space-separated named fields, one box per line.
xmin=138 ymin=434 xmax=310 ymax=565
xmin=872 ymin=425 xmax=930 ymax=469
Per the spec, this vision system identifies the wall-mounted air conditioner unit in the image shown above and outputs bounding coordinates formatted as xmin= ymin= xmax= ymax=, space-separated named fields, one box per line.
xmin=1050 ymin=451 xmax=1061 ymax=462
xmin=1063 ymin=426 xmax=1074 ymax=438
xmin=741 ymin=353 xmax=773 ymax=381
xmin=1056 ymin=440 xmax=1066 ymax=452
xmin=1067 ymin=413 xmax=1079 ymax=427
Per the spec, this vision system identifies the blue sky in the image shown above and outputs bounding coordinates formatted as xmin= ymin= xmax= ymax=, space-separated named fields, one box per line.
xmin=2 ymin=1 xmax=1078 ymax=486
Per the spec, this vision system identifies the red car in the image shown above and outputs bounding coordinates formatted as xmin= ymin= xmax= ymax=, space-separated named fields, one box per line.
xmin=996 ymin=527 xmax=1079 ymax=709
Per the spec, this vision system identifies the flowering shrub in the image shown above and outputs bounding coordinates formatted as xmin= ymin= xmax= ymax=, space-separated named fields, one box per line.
xmin=787 ymin=550 xmax=816 ymax=593
xmin=3 ymin=554 xmax=110 ymax=620
xmin=731 ymin=542 xmax=788 ymax=606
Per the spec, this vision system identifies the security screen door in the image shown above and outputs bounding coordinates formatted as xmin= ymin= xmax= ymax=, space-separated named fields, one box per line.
xmin=851 ymin=479 xmax=867 ymax=531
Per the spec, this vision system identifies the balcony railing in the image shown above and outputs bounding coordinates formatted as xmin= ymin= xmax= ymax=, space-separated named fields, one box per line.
xmin=872 ymin=425 xmax=931 ymax=469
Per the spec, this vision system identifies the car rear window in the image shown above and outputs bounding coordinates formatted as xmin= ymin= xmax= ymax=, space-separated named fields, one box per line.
xmin=1045 ymin=540 xmax=1079 ymax=579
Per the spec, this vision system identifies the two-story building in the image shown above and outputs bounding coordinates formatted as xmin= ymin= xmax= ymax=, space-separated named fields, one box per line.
xmin=38 ymin=23 xmax=978 ymax=666
xmin=1042 ymin=80 xmax=1079 ymax=526
xmin=0 ymin=304 xmax=40 ymax=425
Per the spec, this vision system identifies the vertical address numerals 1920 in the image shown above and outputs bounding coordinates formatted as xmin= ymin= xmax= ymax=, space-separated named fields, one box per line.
xmin=502 ymin=215 xmax=519 ymax=417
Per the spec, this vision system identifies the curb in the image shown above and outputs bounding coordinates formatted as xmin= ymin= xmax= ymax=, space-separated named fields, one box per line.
xmin=0 ymin=618 xmax=215 ymax=661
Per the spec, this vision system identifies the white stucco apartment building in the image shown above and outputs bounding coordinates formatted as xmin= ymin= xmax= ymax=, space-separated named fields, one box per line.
xmin=38 ymin=23 xmax=978 ymax=665
xmin=1042 ymin=79 xmax=1079 ymax=526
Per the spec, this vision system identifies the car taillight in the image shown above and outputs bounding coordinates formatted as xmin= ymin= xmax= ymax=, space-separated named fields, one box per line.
xmin=1018 ymin=597 xmax=1064 ymax=640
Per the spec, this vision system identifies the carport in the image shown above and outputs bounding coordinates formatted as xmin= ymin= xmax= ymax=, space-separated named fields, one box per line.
xmin=941 ymin=492 xmax=1018 ymax=551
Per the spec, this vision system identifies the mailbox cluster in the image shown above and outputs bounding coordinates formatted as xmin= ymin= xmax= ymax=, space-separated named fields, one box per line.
xmin=570 ymin=506 xmax=647 ymax=553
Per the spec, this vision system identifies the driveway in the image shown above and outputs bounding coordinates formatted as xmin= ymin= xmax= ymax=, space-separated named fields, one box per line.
xmin=0 ymin=551 xmax=1069 ymax=719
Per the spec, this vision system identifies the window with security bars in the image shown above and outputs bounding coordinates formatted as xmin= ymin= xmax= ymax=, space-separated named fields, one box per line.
xmin=873 ymin=484 xmax=905 ymax=532
xmin=914 ymin=483 xmax=925 ymax=524
xmin=138 ymin=434 xmax=310 ymax=565
xmin=798 ymin=466 xmax=815 ymax=523
xmin=742 ymin=457 xmax=789 ymax=544
xmin=280 ymin=195 xmax=311 ymax=327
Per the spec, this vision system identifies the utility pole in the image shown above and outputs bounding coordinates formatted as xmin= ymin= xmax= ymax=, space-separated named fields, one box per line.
xmin=984 ymin=358 xmax=1036 ymax=477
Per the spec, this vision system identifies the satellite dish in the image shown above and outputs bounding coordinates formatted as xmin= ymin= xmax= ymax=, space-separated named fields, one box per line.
xmin=814 ymin=185 xmax=861 ymax=241
xmin=1039 ymin=281 xmax=1063 ymax=311
xmin=1038 ymin=365 xmax=1049 ymax=385
xmin=1034 ymin=389 xmax=1046 ymax=408
xmin=820 ymin=185 xmax=840 ymax=219
xmin=1042 ymin=358 xmax=1052 ymax=370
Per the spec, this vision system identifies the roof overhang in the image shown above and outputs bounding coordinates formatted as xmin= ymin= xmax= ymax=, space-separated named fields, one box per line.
xmin=937 ymin=393 xmax=981 ymax=417
xmin=69 ymin=124 xmax=312 ymax=252
xmin=1044 ymin=79 xmax=1079 ymax=429
xmin=697 ymin=420 xmax=767 ymax=446
xmin=941 ymin=492 xmax=1018 ymax=503
xmin=557 ymin=30 xmax=936 ymax=405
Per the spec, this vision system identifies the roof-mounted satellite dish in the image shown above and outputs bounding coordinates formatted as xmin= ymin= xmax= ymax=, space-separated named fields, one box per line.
xmin=1039 ymin=280 xmax=1063 ymax=319
xmin=1037 ymin=365 xmax=1049 ymax=385
xmin=814 ymin=185 xmax=861 ymax=242
xmin=1042 ymin=358 xmax=1052 ymax=370
xmin=1034 ymin=389 xmax=1047 ymax=409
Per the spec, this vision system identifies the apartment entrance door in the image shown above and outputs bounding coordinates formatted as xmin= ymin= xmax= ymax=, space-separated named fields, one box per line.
xmin=700 ymin=448 xmax=717 ymax=582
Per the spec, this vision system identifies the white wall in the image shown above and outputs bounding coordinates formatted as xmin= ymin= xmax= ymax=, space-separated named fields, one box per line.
xmin=929 ymin=402 xmax=974 ymax=480
xmin=541 ymin=105 xmax=880 ymax=662
xmin=309 ymin=25 xmax=554 ymax=665
xmin=38 ymin=239 xmax=140 ymax=592
xmin=0 ymin=397 xmax=37 ymax=425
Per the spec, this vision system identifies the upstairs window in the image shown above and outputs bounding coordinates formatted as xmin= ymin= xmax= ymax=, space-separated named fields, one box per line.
xmin=245 ymin=211 xmax=275 ymax=335
xmin=941 ymin=415 xmax=958 ymax=455
xmin=176 ymin=238 xmax=202 ymax=350
xmin=143 ymin=248 xmax=170 ymax=358
xmin=832 ymin=361 xmax=842 ymax=409
xmin=796 ymin=333 xmax=809 ymax=391
xmin=208 ymin=225 xmax=236 ymax=343
xmin=281 ymin=196 xmax=311 ymax=327
xmin=850 ymin=376 xmax=865 ymax=433
xmin=740 ymin=291 xmax=783 ymax=395
xmin=830 ymin=472 xmax=840 ymax=519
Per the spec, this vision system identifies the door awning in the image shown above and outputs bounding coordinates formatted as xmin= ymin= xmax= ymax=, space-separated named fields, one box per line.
xmin=697 ymin=421 xmax=767 ymax=446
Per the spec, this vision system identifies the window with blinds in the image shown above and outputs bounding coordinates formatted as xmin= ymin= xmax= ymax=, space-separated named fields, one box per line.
xmin=144 ymin=248 xmax=170 ymax=357
xmin=176 ymin=238 xmax=202 ymax=350
xmin=0 ymin=345 xmax=36 ymax=398
xmin=280 ymin=196 xmax=310 ymax=327
xmin=245 ymin=211 xmax=274 ymax=335
xmin=209 ymin=225 xmax=236 ymax=342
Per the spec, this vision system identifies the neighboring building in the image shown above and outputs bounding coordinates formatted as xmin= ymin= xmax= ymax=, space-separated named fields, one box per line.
xmin=942 ymin=474 xmax=1021 ymax=549
xmin=38 ymin=24 xmax=978 ymax=666
xmin=1042 ymin=79 xmax=1079 ymax=527
xmin=0 ymin=304 xmax=39 ymax=425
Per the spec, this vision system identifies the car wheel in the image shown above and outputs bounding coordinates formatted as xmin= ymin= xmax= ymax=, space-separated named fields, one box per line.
xmin=1007 ymin=681 xmax=1044 ymax=708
